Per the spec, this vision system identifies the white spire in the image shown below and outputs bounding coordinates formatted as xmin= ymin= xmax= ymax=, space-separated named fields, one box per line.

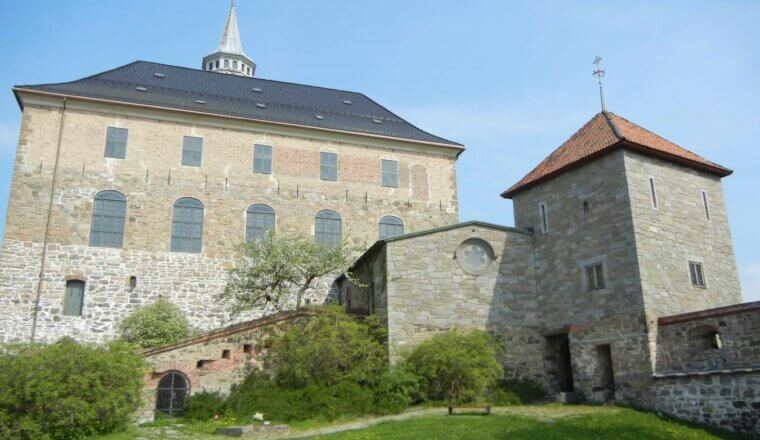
xmin=216 ymin=0 xmax=246 ymax=56
xmin=202 ymin=0 xmax=256 ymax=77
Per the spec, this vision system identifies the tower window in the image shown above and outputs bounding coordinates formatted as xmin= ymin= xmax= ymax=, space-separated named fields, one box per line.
xmin=689 ymin=261 xmax=706 ymax=288
xmin=129 ymin=276 xmax=137 ymax=290
xmin=89 ymin=190 xmax=127 ymax=248
xmin=583 ymin=200 xmax=590 ymax=214
xmin=63 ymin=280 xmax=85 ymax=316
xmin=539 ymin=202 xmax=549 ymax=233
xmin=585 ymin=263 xmax=605 ymax=291
xmin=701 ymin=190 xmax=710 ymax=220
xmin=381 ymin=159 xmax=398 ymax=188
xmin=181 ymin=136 xmax=203 ymax=167
xmin=253 ymin=144 xmax=272 ymax=174
xmin=315 ymin=210 xmax=342 ymax=245
xmin=224 ymin=59 xmax=229 ymax=68
xmin=320 ymin=152 xmax=338 ymax=181
xmin=649 ymin=177 xmax=658 ymax=209
xmin=104 ymin=126 xmax=128 ymax=159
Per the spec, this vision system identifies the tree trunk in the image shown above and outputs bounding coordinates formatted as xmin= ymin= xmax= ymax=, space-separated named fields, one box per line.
xmin=295 ymin=277 xmax=315 ymax=310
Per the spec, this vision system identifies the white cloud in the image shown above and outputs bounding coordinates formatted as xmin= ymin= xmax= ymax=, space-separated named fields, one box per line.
xmin=740 ymin=262 xmax=760 ymax=303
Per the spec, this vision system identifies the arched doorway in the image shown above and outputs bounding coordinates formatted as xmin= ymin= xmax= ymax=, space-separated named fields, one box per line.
xmin=155 ymin=371 xmax=189 ymax=416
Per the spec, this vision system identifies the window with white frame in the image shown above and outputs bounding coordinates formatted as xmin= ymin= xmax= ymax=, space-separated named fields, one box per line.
xmin=585 ymin=262 xmax=605 ymax=291
xmin=689 ymin=261 xmax=706 ymax=288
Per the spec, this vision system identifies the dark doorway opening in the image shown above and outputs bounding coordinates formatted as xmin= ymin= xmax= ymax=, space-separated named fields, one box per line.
xmin=156 ymin=371 xmax=188 ymax=416
xmin=595 ymin=344 xmax=615 ymax=401
xmin=556 ymin=336 xmax=574 ymax=392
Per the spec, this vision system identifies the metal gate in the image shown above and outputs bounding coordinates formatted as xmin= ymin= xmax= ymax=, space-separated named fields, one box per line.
xmin=155 ymin=371 xmax=188 ymax=415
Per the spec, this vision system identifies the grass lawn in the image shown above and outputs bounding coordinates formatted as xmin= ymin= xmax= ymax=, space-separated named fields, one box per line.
xmin=92 ymin=405 xmax=748 ymax=439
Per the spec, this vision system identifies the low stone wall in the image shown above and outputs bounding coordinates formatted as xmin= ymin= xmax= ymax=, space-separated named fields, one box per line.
xmin=652 ymin=371 xmax=760 ymax=434
xmin=137 ymin=311 xmax=306 ymax=423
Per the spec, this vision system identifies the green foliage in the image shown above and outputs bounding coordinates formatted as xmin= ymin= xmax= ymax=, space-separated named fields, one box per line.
xmin=225 ymin=306 xmax=420 ymax=422
xmin=403 ymin=330 xmax=504 ymax=403
xmin=118 ymin=299 xmax=192 ymax=348
xmin=371 ymin=367 xmax=424 ymax=415
xmin=266 ymin=305 xmax=387 ymax=388
xmin=182 ymin=391 xmax=227 ymax=421
xmin=219 ymin=233 xmax=358 ymax=313
xmin=0 ymin=339 xmax=146 ymax=440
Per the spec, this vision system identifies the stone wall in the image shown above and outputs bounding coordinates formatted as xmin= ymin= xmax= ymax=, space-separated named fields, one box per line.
xmin=0 ymin=101 xmax=458 ymax=343
xmin=137 ymin=311 xmax=306 ymax=423
xmin=623 ymin=150 xmax=742 ymax=321
xmin=511 ymin=150 xmax=654 ymax=402
xmin=380 ymin=223 xmax=544 ymax=382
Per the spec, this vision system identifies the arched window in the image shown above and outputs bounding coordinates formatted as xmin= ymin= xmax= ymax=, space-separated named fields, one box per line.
xmin=246 ymin=204 xmax=275 ymax=242
xmin=315 ymin=210 xmax=341 ymax=245
xmin=89 ymin=190 xmax=126 ymax=248
xmin=155 ymin=371 xmax=189 ymax=416
xmin=63 ymin=280 xmax=85 ymax=316
xmin=379 ymin=215 xmax=404 ymax=239
xmin=171 ymin=198 xmax=204 ymax=253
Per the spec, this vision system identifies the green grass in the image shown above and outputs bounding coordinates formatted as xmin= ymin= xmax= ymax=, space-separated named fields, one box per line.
xmin=91 ymin=405 xmax=749 ymax=440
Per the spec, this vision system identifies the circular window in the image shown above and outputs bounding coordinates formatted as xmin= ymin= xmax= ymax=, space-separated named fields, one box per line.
xmin=455 ymin=238 xmax=495 ymax=274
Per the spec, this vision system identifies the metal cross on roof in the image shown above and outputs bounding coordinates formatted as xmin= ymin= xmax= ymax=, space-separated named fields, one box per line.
xmin=593 ymin=56 xmax=607 ymax=112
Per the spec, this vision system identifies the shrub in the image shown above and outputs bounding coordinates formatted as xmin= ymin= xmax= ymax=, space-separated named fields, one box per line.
xmin=118 ymin=299 xmax=192 ymax=348
xmin=372 ymin=367 xmax=424 ymax=414
xmin=183 ymin=391 xmax=227 ymax=421
xmin=403 ymin=330 xmax=503 ymax=403
xmin=0 ymin=338 xmax=145 ymax=440
xmin=265 ymin=305 xmax=387 ymax=388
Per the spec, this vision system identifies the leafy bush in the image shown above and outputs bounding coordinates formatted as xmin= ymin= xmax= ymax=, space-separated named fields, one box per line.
xmin=183 ymin=391 xmax=227 ymax=421
xmin=118 ymin=299 xmax=192 ymax=348
xmin=265 ymin=305 xmax=387 ymax=388
xmin=0 ymin=338 xmax=145 ymax=440
xmin=403 ymin=330 xmax=504 ymax=403
xmin=372 ymin=367 xmax=424 ymax=414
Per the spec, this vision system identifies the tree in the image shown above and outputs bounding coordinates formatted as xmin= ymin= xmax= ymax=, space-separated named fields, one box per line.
xmin=219 ymin=233 xmax=356 ymax=314
xmin=118 ymin=298 xmax=193 ymax=348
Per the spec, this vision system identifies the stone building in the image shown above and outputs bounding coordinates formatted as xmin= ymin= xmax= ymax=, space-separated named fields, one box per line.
xmin=0 ymin=2 xmax=461 ymax=344
xmin=1 ymin=2 xmax=758 ymax=435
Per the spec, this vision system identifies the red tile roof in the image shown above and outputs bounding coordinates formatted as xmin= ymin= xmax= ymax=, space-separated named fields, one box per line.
xmin=501 ymin=112 xmax=732 ymax=198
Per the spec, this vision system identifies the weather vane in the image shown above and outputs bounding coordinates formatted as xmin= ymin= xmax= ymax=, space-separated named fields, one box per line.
xmin=593 ymin=56 xmax=606 ymax=112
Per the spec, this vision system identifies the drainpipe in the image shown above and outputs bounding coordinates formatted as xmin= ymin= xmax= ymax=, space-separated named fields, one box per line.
xmin=30 ymin=97 xmax=67 ymax=343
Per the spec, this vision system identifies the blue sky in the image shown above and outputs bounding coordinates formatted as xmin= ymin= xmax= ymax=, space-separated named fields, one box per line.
xmin=0 ymin=1 xmax=757 ymax=301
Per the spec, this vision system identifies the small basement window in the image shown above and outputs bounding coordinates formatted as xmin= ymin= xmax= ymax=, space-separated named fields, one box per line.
xmin=222 ymin=349 xmax=230 ymax=359
xmin=129 ymin=276 xmax=137 ymax=290
xmin=243 ymin=344 xmax=252 ymax=354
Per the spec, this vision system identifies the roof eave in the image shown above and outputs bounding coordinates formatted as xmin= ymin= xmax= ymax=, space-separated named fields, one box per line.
xmin=12 ymin=87 xmax=466 ymax=151
xmin=501 ymin=141 xmax=732 ymax=199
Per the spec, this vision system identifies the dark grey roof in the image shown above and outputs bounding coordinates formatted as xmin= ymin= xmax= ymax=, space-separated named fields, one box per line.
xmin=14 ymin=61 xmax=462 ymax=147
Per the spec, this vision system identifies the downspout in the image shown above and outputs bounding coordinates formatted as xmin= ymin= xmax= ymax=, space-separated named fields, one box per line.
xmin=30 ymin=97 xmax=67 ymax=343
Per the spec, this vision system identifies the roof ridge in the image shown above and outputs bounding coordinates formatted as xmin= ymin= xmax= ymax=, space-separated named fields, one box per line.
xmin=13 ymin=60 xmax=143 ymax=90
xmin=602 ymin=110 xmax=623 ymax=140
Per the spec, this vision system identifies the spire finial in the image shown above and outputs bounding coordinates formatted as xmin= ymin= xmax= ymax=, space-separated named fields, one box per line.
xmin=593 ymin=56 xmax=606 ymax=112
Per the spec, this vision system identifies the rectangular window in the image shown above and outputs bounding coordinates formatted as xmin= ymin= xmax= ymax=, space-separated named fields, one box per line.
xmin=649 ymin=177 xmax=658 ymax=209
xmin=253 ymin=144 xmax=272 ymax=174
xmin=381 ymin=159 xmax=399 ymax=187
xmin=63 ymin=280 xmax=85 ymax=316
xmin=320 ymin=152 xmax=338 ymax=181
xmin=585 ymin=263 xmax=605 ymax=291
xmin=689 ymin=261 xmax=706 ymax=288
xmin=181 ymin=136 xmax=203 ymax=166
xmin=539 ymin=202 xmax=548 ymax=233
xmin=701 ymin=190 xmax=710 ymax=220
xmin=104 ymin=127 xmax=128 ymax=159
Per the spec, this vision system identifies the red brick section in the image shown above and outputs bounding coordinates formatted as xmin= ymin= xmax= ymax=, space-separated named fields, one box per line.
xmin=657 ymin=301 xmax=760 ymax=326
xmin=501 ymin=112 xmax=732 ymax=198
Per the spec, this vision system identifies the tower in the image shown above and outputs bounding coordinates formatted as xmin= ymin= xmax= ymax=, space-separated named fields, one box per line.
xmin=202 ymin=1 xmax=255 ymax=77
